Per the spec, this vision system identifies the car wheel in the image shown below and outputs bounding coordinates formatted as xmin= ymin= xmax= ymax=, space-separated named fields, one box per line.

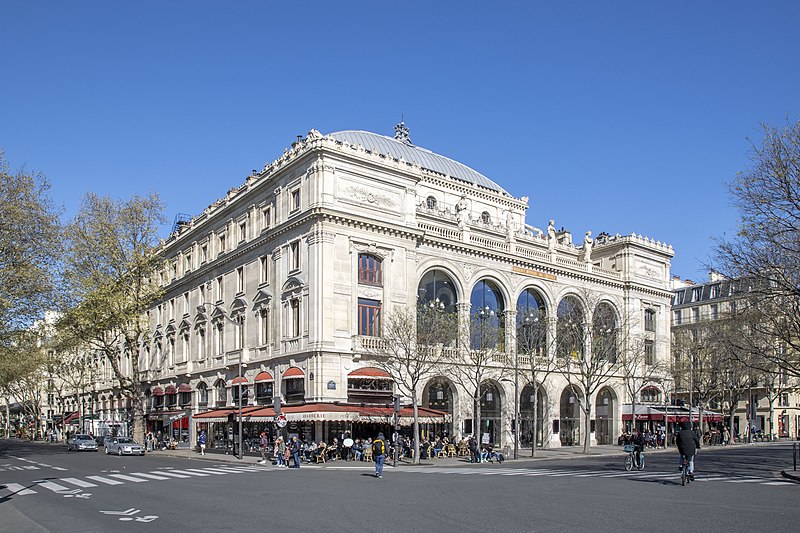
xmin=118 ymin=449 xmax=123 ymax=456
xmin=105 ymin=447 xmax=109 ymax=454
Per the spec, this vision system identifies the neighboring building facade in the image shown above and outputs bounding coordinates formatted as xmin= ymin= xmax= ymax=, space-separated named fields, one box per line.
xmin=671 ymin=272 xmax=800 ymax=440
xmin=55 ymin=124 xmax=674 ymax=452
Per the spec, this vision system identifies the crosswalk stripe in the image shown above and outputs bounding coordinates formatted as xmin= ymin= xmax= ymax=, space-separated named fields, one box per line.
xmin=127 ymin=472 xmax=171 ymax=480
xmin=60 ymin=477 xmax=97 ymax=488
xmin=153 ymin=471 xmax=191 ymax=479
xmin=2 ymin=483 xmax=37 ymax=495
xmin=196 ymin=468 xmax=234 ymax=474
xmin=188 ymin=468 xmax=228 ymax=475
xmin=216 ymin=467 xmax=258 ymax=473
xmin=108 ymin=474 xmax=148 ymax=483
xmin=163 ymin=469 xmax=209 ymax=476
xmin=761 ymin=481 xmax=793 ymax=486
xmin=86 ymin=475 xmax=124 ymax=485
xmin=37 ymin=481 xmax=71 ymax=492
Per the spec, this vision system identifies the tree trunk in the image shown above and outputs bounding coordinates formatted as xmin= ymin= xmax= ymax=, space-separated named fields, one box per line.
xmin=768 ymin=399 xmax=775 ymax=441
xmin=583 ymin=403 xmax=592 ymax=454
xmin=531 ymin=383 xmax=538 ymax=458
xmin=412 ymin=393 xmax=421 ymax=464
xmin=474 ymin=395 xmax=482 ymax=450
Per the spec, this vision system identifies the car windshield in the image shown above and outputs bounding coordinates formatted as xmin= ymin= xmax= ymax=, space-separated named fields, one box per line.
xmin=76 ymin=435 xmax=92 ymax=440
xmin=117 ymin=438 xmax=133 ymax=444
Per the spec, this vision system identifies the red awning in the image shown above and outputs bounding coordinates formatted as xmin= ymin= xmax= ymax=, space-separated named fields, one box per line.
xmin=63 ymin=412 xmax=79 ymax=424
xmin=254 ymin=371 xmax=273 ymax=382
xmin=283 ymin=367 xmax=304 ymax=378
xmin=232 ymin=376 xmax=248 ymax=385
xmin=348 ymin=367 xmax=391 ymax=379
xmin=177 ymin=384 xmax=192 ymax=393
xmin=151 ymin=387 xmax=165 ymax=396
xmin=234 ymin=402 xmax=449 ymax=424
xmin=164 ymin=385 xmax=177 ymax=394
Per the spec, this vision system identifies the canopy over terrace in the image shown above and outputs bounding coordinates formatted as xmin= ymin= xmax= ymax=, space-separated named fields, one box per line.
xmin=622 ymin=404 xmax=723 ymax=423
xmin=193 ymin=403 xmax=449 ymax=425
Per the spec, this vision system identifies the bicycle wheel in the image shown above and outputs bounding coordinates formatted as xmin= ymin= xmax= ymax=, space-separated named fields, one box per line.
xmin=625 ymin=454 xmax=633 ymax=471
xmin=637 ymin=454 xmax=645 ymax=471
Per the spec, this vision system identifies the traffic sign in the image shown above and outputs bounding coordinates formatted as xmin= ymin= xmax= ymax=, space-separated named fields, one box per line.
xmin=275 ymin=413 xmax=287 ymax=428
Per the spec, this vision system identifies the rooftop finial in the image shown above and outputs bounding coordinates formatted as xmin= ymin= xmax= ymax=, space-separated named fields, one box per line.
xmin=394 ymin=119 xmax=412 ymax=146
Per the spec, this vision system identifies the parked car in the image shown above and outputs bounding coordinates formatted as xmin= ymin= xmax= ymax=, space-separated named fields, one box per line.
xmin=67 ymin=434 xmax=99 ymax=452
xmin=105 ymin=436 xmax=145 ymax=456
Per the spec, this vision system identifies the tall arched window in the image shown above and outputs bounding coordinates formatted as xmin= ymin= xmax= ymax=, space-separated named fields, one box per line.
xmin=358 ymin=254 xmax=383 ymax=286
xmin=517 ymin=288 xmax=546 ymax=355
xmin=593 ymin=302 xmax=618 ymax=362
xmin=557 ymin=296 xmax=584 ymax=359
xmin=215 ymin=379 xmax=227 ymax=407
xmin=470 ymin=279 xmax=505 ymax=350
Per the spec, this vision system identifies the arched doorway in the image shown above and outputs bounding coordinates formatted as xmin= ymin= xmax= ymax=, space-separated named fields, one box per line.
xmin=478 ymin=382 xmax=502 ymax=445
xmin=595 ymin=387 xmax=615 ymax=445
xmin=423 ymin=378 xmax=455 ymax=438
xmin=560 ymin=387 xmax=581 ymax=446
xmin=519 ymin=383 xmax=546 ymax=448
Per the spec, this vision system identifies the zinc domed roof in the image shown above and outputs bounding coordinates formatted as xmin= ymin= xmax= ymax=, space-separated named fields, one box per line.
xmin=328 ymin=128 xmax=509 ymax=196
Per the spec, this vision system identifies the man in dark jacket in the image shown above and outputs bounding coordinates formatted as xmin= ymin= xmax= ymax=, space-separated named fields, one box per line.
xmin=631 ymin=429 xmax=646 ymax=467
xmin=675 ymin=421 xmax=701 ymax=479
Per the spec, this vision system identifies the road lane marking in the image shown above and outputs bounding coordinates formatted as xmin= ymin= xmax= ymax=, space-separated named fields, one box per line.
xmin=164 ymin=469 xmax=209 ymax=476
xmin=37 ymin=481 xmax=72 ymax=492
xmin=187 ymin=468 xmax=228 ymax=475
xmin=108 ymin=474 xmax=148 ymax=483
xmin=195 ymin=468 xmax=235 ymax=474
xmin=60 ymin=477 xmax=98 ymax=488
xmin=127 ymin=472 xmax=171 ymax=480
xmin=153 ymin=471 xmax=191 ymax=479
xmin=86 ymin=475 xmax=124 ymax=485
xmin=2 ymin=483 xmax=37 ymax=495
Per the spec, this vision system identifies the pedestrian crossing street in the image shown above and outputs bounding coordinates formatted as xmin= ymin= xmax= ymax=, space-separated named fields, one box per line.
xmin=405 ymin=466 xmax=797 ymax=487
xmin=0 ymin=464 xmax=267 ymax=497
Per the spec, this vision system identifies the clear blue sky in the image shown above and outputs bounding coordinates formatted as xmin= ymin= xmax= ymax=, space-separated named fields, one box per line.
xmin=2 ymin=1 xmax=799 ymax=281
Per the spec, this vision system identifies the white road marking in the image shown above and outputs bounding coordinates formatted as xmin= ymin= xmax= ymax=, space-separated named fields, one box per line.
xmin=37 ymin=481 xmax=71 ymax=493
xmin=60 ymin=477 xmax=98 ymax=488
xmin=187 ymin=468 xmax=227 ymax=475
xmin=126 ymin=472 xmax=171 ymax=481
xmin=86 ymin=475 xmax=124 ymax=485
xmin=108 ymin=474 xmax=148 ymax=483
xmin=153 ymin=471 xmax=191 ymax=479
xmin=2 ymin=483 xmax=37 ymax=495
xmin=164 ymin=469 xmax=209 ymax=476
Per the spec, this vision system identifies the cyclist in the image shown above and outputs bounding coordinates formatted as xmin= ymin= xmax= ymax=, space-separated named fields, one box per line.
xmin=631 ymin=428 xmax=645 ymax=467
xmin=675 ymin=421 xmax=701 ymax=481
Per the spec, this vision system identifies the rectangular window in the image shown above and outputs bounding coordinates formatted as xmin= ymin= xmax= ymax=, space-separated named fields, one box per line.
xmin=201 ymin=243 xmax=208 ymax=264
xmin=263 ymin=207 xmax=271 ymax=230
xmin=691 ymin=307 xmax=700 ymax=322
xmin=691 ymin=287 xmax=702 ymax=302
xmin=197 ymin=329 xmax=206 ymax=360
xmin=157 ymin=304 xmax=163 ymax=324
xmin=260 ymin=256 xmax=269 ymax=284
xmin=644 ymin=340 xmax=655 ymax=365
xmin=358 ymin=298 xmax=382 ymax=337
xmin=234 ymin=319 xmax=244 ymax=350
xmin=171 ymin=261 xmax=178 ymax=281
xmin=199 ymin=284 xmax=206 ymax=307
xmin=218 ymin=234 xmax=226 ymax=257
xmin=183 ymin=292 xmax=190 ymax=315
xmin=169 ymin=299 xmax=175 ymax=321
xmin=291 ymin=189 xmax=300 ymax=211
xmin=237 ymin=266 xmax=244 ymax=294
xmin=291 ymin=300 xmax=300 ymax=337
xmin=290 ymin=241 xmax=300 ymax=271
xmin=239 ymin=221 xmax=247 ymax=243
xmin=674 ymin=291 xmax=684 ymax=305
xmin=215 ymin=276 xmax=223 ymax=302
xmin=710 ymin=284 xmax=720 ymax=298
xmin=644 ymin=309 xmax=655 ymax=332
xmin=358 ymin=254 xmax=383 ymax=286
xmin=185 ymin=253 xmax=192 ymax=272
xmin=215 ymin=323 xmax=224 ymax=355
xmin=181 ymin=332 xmax=189 ymax=363
xmin=259 ymin=309 xmax=269 ymax=345
xmin=673 ymin=310 xmax=681 ymax=325
xmin=710 ymin=304 xmax=718 ymax=320
xmin=780 ymin=393 xmax=789 ymax=407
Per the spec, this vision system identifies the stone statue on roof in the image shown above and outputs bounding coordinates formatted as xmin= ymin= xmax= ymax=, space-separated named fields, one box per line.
xmin=547 ymin=219 xmax=557 ymax=252
xmin=583 ymin=231 xmax=593 ymax=262
xmin=394 ymin=121 xmax=412 ymax=146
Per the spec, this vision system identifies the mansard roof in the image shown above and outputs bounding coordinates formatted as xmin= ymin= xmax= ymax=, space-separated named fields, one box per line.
xmin=328 ymin=130 xmax=510 ymax=196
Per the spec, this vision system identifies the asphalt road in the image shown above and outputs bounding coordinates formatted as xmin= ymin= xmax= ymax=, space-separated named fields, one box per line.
xmin=1 ymin=438 xmax=798 ymax=532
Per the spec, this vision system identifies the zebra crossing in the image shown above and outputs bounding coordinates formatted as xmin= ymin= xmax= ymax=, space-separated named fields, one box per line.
xmin=405 ymin=466 xmax=797 ymax=486
xmin=0 ymin=465 xmax=267 ymax=497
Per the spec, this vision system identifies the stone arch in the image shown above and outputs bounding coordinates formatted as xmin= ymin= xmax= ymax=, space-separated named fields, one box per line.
xmin=594 ymin=386 xmax=617 ymax=445
xmin=519 ymin=381 xmax=548 ymax=448
xmin=417 ymin=267 xmax=460 ymax=311
xmin=559 ymin=386 xmax=583 ymax=446
xmin=422 ymin=376 xmax=458 ymax=438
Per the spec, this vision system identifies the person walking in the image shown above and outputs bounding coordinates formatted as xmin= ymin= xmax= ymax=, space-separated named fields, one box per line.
xmin=372 ymin=432 xmax=386 ymax=478
xmin=290 ymin=436 xmax=301 ymax=468
xmin=198 ymin=430 xmax=207 ymax=456
xmin=258 ymin=432 xmax=269 ymax=464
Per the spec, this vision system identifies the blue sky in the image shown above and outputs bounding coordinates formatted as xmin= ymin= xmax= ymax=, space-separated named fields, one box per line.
xmin=2 ymin=1 xmax=799 ymax=281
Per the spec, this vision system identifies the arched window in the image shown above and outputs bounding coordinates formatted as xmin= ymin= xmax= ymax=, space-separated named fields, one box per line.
xmin=593 ymin=302 xmax=618 ymax=362
xmin=417 ymin=270 xmax=458 ymax=312
xmin=557 ymin=296 xmax=584 ymax=360
xmin=481 ymin=211 xmax=491 ymax=224
xmin=426 ymin=196 xmax=437 ymax=210
xmin=215 ymin=379 xmax=227 ymax=407
xmin=470 ymin=279 xmax=505 ymax=350
xmin=517 ymin=288 xmax=546 ymax=355
xmin=358 ymin=254 xmax=383 ymax=286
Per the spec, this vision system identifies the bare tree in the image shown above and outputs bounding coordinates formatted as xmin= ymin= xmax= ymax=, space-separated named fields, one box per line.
xmin=59 ymin=193 xmax=165 ymax=444
xmin=365 ymin=303 xmax=458 ymax=463
xmin=714 ymin=118 xmax=800 ymax=378
xmin=555 ymin=293 xmax=625 ymax=453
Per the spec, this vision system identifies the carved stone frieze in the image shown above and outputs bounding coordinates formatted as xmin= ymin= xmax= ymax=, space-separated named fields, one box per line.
xmin=343 ymin=185 xmax=396 ymax=208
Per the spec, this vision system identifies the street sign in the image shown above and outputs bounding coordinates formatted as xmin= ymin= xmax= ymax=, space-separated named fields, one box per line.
xmin=275 ymin=413 xmax=287 ymax=428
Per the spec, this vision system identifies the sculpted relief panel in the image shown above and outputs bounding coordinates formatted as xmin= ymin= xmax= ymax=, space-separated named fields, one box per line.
xmin=338 ymin=177 xmax=399 ymax=213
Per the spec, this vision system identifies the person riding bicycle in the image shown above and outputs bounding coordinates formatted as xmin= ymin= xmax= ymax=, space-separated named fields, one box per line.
xmin=631 ymin=428 xmax=645 ymax=467
xmin=675 ymin=421 xmax=701 ymax=480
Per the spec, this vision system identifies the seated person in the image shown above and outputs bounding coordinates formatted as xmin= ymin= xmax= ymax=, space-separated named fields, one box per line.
xmin=305 ymin=441 xmax=317 ymax=461
xmin=352 ymin=439 xmax=364 ymax=461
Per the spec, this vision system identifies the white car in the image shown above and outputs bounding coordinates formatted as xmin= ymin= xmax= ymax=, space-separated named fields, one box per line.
xmin=67 ymin=434 xmax=99 ymax=452
xmin=105 ymin=436 xmax=145 ymax=456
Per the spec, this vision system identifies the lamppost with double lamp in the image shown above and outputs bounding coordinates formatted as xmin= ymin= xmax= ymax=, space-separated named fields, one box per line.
xmin=197 ymin=303 xmax=247 ymax=460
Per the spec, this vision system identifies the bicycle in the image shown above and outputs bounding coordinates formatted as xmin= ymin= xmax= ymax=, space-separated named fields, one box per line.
xmin=680 ymin=454 xmax=694 ymax=486
xmin=623 ymin=444 xmax=645 ymax=471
